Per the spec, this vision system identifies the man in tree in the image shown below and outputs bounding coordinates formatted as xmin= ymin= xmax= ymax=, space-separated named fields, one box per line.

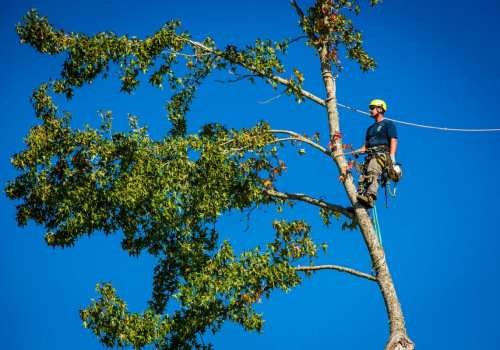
xmin=356 ymin=99 xmax=397 ymax=208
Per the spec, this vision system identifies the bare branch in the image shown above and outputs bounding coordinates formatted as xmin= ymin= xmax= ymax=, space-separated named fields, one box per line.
xmin=286 ymin=35 xmax=309 ymax=44
xmin=272 ymin=137 xmax=300 ymax=143
xmin=162 ymin=49 xmax=212 ymax=58
xmin=262 ymin=188 xmax=355 ymax=220
xmin=270 ymin=129 xmax=331 ymax=156
xmin=220 ymin=129 xmax=332 ymax=157
xmin=259 ymin=90 xmax=286 ymax=104
xmin=290 ymin=1 xmax=320 ymax=44
xmin=290 ymin=1 xmax=307 ymax=22
xmin=295 ymin=265 xmax=377 ymax=282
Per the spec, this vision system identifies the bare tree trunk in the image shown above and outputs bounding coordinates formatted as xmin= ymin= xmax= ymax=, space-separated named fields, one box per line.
xmin=320 ymin=61 xmax=415 ymax=349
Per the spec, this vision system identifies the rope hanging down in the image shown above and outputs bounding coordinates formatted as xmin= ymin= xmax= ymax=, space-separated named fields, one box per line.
xmin=372 ymin=202 xmax=383 ymax=247
xmin=336 ymin=103 xmax=500 ymax=132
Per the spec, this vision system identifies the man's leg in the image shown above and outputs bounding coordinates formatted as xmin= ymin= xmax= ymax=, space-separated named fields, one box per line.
xmin=357 ymin=174 xmax=367 ymax=195
xmin=365 ymin=157 xmax=384 ymax=200
xmin=357 ymin=156 xmax=384 ymax=208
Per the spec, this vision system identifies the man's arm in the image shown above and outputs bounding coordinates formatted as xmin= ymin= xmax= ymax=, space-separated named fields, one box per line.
xmin=389 ymin=138 xmax=397 ymax=163
xmin=357 ymin=141 xmax=369 ymax=154
xmin=390 ymin=138 xmax=397 ymax=156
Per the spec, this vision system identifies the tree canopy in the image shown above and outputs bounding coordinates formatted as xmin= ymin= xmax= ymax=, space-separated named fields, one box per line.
xmin=6 ymin=1 xmax=414 ymax=349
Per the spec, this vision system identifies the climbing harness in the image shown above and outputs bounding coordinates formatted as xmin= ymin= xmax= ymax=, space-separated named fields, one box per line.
xmin=354 ymin=145 xmax=403 ymax=209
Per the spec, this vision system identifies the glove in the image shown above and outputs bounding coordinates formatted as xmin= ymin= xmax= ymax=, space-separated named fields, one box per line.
xmin=390 ymin=155 xmax=396 ymax=164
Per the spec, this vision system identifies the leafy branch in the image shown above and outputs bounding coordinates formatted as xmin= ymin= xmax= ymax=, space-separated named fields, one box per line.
xmin=261 ymin=188 xmax=355 ymax=221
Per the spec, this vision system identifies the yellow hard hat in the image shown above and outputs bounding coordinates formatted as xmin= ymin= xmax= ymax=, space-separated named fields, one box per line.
xmin=369 ymin=99 xmax=387 ymax=112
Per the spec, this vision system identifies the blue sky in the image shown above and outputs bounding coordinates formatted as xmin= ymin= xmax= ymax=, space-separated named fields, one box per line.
xmin=2 ymin=0 xmax=500 ymax=349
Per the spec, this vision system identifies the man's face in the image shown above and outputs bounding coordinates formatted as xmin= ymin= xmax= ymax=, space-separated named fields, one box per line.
xmin=369 ymin=105 xmax=380 ymax=118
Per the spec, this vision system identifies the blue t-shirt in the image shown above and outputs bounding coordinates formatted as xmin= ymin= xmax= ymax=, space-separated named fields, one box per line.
xmin=365 ymin=119 xmax=397 ymax=148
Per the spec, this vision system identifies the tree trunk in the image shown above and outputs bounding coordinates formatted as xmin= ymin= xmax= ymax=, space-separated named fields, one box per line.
xmin=321 ymin=64 xmax=415 ymax=349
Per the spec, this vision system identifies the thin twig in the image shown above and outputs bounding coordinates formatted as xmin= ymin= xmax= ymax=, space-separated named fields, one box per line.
xmin=239 ymin=206 xmax=257 ymax=232
xmin=215 ymin=73 xmax=260 ymax=84
xmin=259 ymin=90 xmax=286 ymax=104
xmin=286 ymin=35 xmax=308 ymax=44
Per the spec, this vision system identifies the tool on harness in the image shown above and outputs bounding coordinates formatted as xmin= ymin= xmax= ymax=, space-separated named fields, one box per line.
xmin=386 ymin=159 xmax=402 ymax=183
xmin=382 ymin=152 xmax=402 ymax=202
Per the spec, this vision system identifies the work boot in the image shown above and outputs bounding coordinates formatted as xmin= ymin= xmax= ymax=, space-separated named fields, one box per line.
xmin=357 ymin=194 xmax=374 ymax=208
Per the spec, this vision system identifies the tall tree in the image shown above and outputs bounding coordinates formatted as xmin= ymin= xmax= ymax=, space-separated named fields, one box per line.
xmin=6 ymin=1 xmax=414 ymax=349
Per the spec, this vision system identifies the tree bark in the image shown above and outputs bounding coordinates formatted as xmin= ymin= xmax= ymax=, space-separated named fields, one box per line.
xmin=190 ymin=5 xmax=414 ymax=347
xmin=320 ymin=56 xmax=415 ymax=350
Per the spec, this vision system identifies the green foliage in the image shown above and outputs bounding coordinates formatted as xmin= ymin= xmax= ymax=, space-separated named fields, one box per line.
xmin=81 ymin=234 xmax=303 ymax=349
xmin=319 ymin=207 xmax=341 ymax=228
xmin=6 ymin=2 xmax=379 ymax=348
xmin=320 ymin=207 xmax=358 ymax=231
xmin=4 ymin=84 xmax=306 ymax=348
xmin=6 ymin=87 xmax=279 ymax=250
xmin=298 ymin=0 xmax=379 ymax=72
xmin=15 ymin=9 xmax=301 ymax=135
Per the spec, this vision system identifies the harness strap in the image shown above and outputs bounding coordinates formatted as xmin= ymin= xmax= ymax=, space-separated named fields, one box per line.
xmin=384 ymin=181 xmax=389 ymax=208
